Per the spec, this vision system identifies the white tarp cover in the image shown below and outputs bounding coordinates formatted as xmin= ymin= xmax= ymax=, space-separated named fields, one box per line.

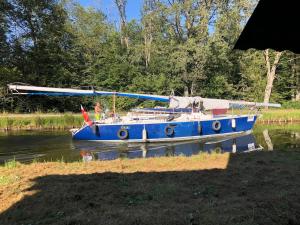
xmin=169 ymin=97 xmax=281 ymax=109
xmin=169 ymin=97 xmax=230 ymax=110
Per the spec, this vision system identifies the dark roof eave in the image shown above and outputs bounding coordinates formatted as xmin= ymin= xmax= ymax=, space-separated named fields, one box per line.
xmin=234 ymin=0 xmax=300 ymax=54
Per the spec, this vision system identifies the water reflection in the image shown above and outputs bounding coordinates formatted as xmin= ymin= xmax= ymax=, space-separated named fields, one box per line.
xmin=263 ymin=129 xmax=273 ymax=150
xmin=72 ymin=133 xmax=263 ymax=162
xmin=5 ymin=126 xmax=300 ymax=163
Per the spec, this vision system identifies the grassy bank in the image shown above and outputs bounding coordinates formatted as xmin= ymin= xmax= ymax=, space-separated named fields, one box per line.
xmin=0 ymin=113 xmax=83 ymax=130
xmin=0 ymin=151 xmax=299 ymax=225
xmin=1 ymin=109 xmax=300 ymax=131
xmin=254 ymin=123 xmax=300 ymax=132
xmin=258 ymin=109 xmax=300 ymax=122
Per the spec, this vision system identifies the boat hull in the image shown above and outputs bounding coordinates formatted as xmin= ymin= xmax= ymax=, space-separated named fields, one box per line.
xmin=72 ymin=115 xmax=257 ymax=142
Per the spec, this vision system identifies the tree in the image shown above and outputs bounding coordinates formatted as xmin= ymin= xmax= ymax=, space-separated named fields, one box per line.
xmin=142 ymin=0 xmax=157 ymax=68
xmin=292 ymin=56 xmax=300 ymax=101
xmin=0 ymin=0 xmax=20 ymax=111
xmin=1 ymin=0 xmax=299 ymax=112
xmin=6 ymin=0 xmax=73 ymax=86
xmin=153 ymin=0 xmax=217 ymax=96
xmin=263 ymin=49 xmax=283 ymax=107
xmin=1 ymin=0 xmax=83 ymax=112
xmin=66 ymin=3 xmax=112 ymax=86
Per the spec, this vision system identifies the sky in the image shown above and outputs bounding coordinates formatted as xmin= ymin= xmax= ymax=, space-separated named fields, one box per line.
xmin=78 ymin=0 xmax=143 ymax=23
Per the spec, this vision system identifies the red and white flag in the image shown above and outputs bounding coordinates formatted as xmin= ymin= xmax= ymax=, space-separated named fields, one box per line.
xmin=80 ymin=105 xmax=93 ymax=126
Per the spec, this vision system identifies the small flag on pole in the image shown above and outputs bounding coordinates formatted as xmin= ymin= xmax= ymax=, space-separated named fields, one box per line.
xmin=80 ymin=105 xmax=93 ymax=126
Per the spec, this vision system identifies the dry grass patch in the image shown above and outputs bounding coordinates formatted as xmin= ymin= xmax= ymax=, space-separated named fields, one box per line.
xmin=0 ymin=151 xmax=300 ymax=225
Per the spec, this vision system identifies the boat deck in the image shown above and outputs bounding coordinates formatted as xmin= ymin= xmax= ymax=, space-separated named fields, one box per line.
xmin=94 ymin=112 xmax=256 ymax=126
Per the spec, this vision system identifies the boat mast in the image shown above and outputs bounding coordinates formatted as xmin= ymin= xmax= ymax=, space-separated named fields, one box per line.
xmin=113 ymin=93 xmax=116 ymax=118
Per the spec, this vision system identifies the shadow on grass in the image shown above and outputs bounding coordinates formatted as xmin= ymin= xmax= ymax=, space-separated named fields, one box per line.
xmin=1 ymin=151 xmax=300 ymax=225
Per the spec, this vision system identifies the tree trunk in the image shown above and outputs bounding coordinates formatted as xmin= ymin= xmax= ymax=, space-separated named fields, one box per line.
xmin=292 ymin=55 xmax=300 ymax=101
xmin=142 ymin=0 xmax=156 ymax=68
xmin=144 ymin=24 xmax=152 ymax=67
xmin=190 ymin=81 xmax=196 ymax=96
xmin=295 ymin=92 xmax=300 ymax=101
xmin=144 ymin=34 xmax=152 ymax=68
xmin=263 ymin=49 xmax=283 ymax=108
xmin=184 ymin=86 xmax=189 ymax=97
xmin=115 ymin=0 xmax=129 ymax=48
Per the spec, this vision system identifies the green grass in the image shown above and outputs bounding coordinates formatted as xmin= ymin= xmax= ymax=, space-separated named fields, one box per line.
xmin=281 ymin=100 xmax=300 ymax=109
xmin=0 ymin=113 xmax=83 ymax=130
xmin=3 ymin=158 xmax=19 ymax=169
xmin=0 ymin=175 xmax=20 ymax=186
xmin=231 ymin=109 xmax=300 ymax=122
xmin=254 ymin=123 xmax=300 ymax=132
xmin=0 ymin=176 xmax=11 ymax=185
xmin=259 ymin=109 xmax=300 ymax=121
xmin=1 ymin=109 xmax=300 ymax=131
xmin=0 ymin=176 xmax=13 ymax=186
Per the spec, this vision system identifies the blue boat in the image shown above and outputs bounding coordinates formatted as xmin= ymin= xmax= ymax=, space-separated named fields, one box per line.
xmin=8 ymin=84 xmax=280 ymax=142
xmin=72 ymin=115 xmax=257 ymax=142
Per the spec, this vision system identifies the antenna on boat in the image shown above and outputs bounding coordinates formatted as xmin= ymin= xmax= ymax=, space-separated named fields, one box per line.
xmin=113 ymin=93 xmax=116 ymax=120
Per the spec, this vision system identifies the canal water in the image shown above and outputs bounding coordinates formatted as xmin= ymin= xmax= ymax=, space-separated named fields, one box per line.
xmin=0 ymin=124 xmax=299 ymax=163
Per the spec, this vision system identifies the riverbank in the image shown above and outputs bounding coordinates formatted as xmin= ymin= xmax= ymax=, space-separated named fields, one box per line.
xmin=256 ymin=109 xmax=300 ymax=124
xmin=1 ymin=109 xmax=300 ymax=130
xmin=0 ymin=113 xmax=82 ymax=130
xmin=0 ymin=151 xmax=299 ymax=225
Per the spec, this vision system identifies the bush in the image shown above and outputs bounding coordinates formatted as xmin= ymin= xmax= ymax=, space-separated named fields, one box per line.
xmin=281 ymin=101 xmax=300 ymax=109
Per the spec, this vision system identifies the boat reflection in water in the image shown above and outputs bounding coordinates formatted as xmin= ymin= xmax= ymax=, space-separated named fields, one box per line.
xmin=73 ymin=132 xmax=263 ymax=162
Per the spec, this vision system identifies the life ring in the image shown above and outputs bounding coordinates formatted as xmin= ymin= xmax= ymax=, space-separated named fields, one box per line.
xmin=117 ymin=128 xmax=129 ymax=140
xmin=164 ymin=125 xmax=175 ymax=136
xmin=197 ymin=122 xmax=202 ymax=134
xmin=212 ymin=120 xmax=221 ymax=132
xmin=212 ymin=147 xmax=222 ymax=154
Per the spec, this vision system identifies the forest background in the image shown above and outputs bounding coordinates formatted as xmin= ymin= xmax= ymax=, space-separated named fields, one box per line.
xmin=1 ymin=0 xmax=299 ymax=113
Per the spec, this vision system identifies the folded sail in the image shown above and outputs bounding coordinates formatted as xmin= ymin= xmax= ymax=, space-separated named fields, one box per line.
xmin=8 ymin=84 xmax=281 ymax=108
xmin=7 ymin=84 xmax=170 ymax=102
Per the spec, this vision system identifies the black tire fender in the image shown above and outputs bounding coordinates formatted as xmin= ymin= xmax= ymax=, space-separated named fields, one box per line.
xmin=212 ymin=120 xmax=221 ymax=132
xmin=117 ymin=128 xmax=129 ymax=140
xmin=164 ymin=125 xmax=175 ymax=136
